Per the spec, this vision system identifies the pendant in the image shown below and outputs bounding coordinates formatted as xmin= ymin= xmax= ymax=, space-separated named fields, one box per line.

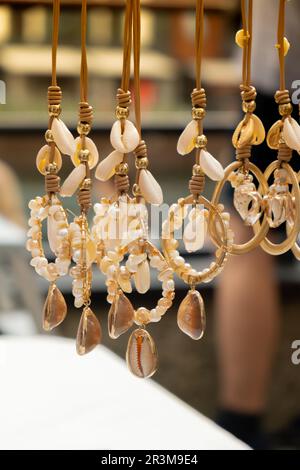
xmin=43 ymin=283 xmax=67 ymax=331
xmin=177 ymin=289 xmax=206 ymax=340
xmin=76 ymin=307 xmax=102 ymax=355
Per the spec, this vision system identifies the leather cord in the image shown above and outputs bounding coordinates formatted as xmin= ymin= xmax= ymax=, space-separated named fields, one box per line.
xmin=121 ymin=0 xmax=133 ymax=93
xmin=241 ymin=0 xmax=253 ymax=87
xmin=277 ymin=0 xmax=286 ymax=91
xmin=195 ymin=0 xmax=204 ymax=91
xmin=51 ymin=0 xmax=60 ymax=87
xmin=80 ymin=0 xmax=88 ymax=103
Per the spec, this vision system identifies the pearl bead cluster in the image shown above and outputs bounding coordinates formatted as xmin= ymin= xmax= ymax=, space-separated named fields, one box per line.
xmin=69 ymin=217 xmax=96 ymax=308
xmin=92 ymin=195 xmax=149 ymax=251
xmin=99 ymin=238 xmax=175 ymax=326
xmin=27 ymin=196 xmax=71 ymax=282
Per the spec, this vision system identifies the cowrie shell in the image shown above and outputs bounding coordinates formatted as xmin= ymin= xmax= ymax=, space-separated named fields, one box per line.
xmin=200 ymin=149 xmax=224 ymax=181
xmin=110 ymin=120 xmax=140 ymax=153
xmin=60 ymin=164 xmax=86 ymax=197
xmin=267 ymin=120 xmax=282 ymax=150
xmin=36 ymin=145 xmax=62 ymax=175
xmin=283 ymin=117 xmax=300 ymax=153
xmin=177 ymin=120 xmax=198 ymax=156
xmin=95 ymin=150 xmax=123 ymax=182
xmin=51 ymin=118 xmax=75 ymax=156
xmin=232 ymin=117 xmax=254 ymax=149
xmin=139 ymin=169 xmax=163 ymax=205
xmin=71 ymin=136 xmax=99 ymax=169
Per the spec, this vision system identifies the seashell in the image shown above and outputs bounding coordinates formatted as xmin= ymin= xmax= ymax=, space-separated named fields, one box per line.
xmin=108 ymin=291 xmax=134 ymax=339
xmin=177 ymin=120 xmax=198 ymax=156
xmin=36 ymin=145 xmax=62 ymax=175
xmin=71 ymin=136 xmax=99 ymax=169
xmin=283 ymin=37 xmax=290 ymax=56
xmin=232 ymin=117 xmax=254 ymax=149
xmin=251 ymin=114 xmax=266 ymax=145
xmin=234 ymin=184 xmax=262 ymax=226
xmin=199 ymin=149 xmax=224 ymax=181
xmin=95 ymin=150 xmax=123 ymax=181
xmin=283 ymin=117 xmax=300 ymax=153
xmin=235 ymin=28 xmax=247 ymax=48
xmin=60 ymin=164 xmax=86 ymax=197
xmin=139 ymin=169 xmax=163 ymax=205
xmin=126 ymin=328 xmax=158 ymax=378
xmin=47 ymin=214 xmax=59 ymax=254
xmin=177 ymin=289 xmax=206 ymax=340
xmin=51 ymin=118 xmax=75 ymax=156
xmin=86 ymin=238 xmax=97 ymax=266
xmin=183 ymin=210 xmax=207 ymax=253
xmin=267 ymin=120 xmax=282 ymax=149
xmin=134 ymin=259 xmax=150 ymax=294
xmin=76 ymin=307 xmax=102 ymax=355
xmin=110 ymin=119 xmax=140 ymax=153
xmin=43 ymin=284 xmax=67 ymax=331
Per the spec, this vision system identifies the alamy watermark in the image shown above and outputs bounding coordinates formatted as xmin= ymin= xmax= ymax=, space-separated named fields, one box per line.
xmin=291 ymin=340 xmax=300 ymax=365
xmin=291 ymin=80 xmax=300 ymax=105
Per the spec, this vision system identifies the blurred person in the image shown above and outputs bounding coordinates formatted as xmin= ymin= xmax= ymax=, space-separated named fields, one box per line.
xmin=215 ymin=0 xmax=300 ymax=449
xmin=0 ymin=160 xmax=25 ymax=228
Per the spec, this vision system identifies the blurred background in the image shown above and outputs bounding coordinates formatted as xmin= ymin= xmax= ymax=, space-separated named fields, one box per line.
xmin=0 ymin=0 xmax=300 ymax=448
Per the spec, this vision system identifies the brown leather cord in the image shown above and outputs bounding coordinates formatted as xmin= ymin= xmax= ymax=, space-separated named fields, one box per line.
xmin=241 ymin=0 xmax=253 ymax=88
xmin=189 ymin=174 xmax=205 ymax=196
xmin=236 ymin=145 xmax=251 ymax=171
xmin=277 ymin=0 xmax=286 ymax=92
xmin=278 ymin=141 xmax=292 ymax=163
xmin=78 ymin=0 xmax=92 ymax=213
xmin=193 ymin=0 xmax=205 ymax=169
xmin=45 ymin=173 xmax=60 ymax=193
xmin=195 ymin=0 xmax=204 ymax=91
xmin=47 ymin=0 xmax=61 ymax=185
xmin=121 ymin=0 xmax=133 ymax=94
xmin=132 ymin=0 xmax=146 ymax=193
xmin=51 ymin=0 xmax=60 ymax=87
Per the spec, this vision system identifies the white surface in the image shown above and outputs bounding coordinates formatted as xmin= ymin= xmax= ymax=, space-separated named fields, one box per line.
xmin=0 ymin=336 xmax=249 ymax=450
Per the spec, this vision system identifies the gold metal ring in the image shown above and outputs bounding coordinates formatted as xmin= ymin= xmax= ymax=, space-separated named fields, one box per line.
xmin=253 ymin=161 xmax=300 ymax=255
xmin=210 ymin=161 xmax=269 ymax=255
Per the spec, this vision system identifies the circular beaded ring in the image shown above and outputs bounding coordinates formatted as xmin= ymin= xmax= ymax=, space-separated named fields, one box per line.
xmin=161 ymin=194 xmax=233 ymax=340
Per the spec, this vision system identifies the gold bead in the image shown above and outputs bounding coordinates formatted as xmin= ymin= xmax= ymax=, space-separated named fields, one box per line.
xmin=46 ymin=162 xmax=58 ymax=174
xmin=48 ymin=104 xmax=61 ymax=117
xmin=81 ymin=178 xmax=92 ymax=190
xmin=79 ymin=149 xmax=90 ymax=162
xmin=279 ymin=102 xmax=293 ymax=116
xmin=135 ymin=157 xmax=148 ymax=169
xmin=242 ymin=100 xmax=256 ymax=113
xmin=192 ymin=107 xmax=206 ymax=120
xmin=192 ymin=164 xmax=203 ymax=176
xmin=45 ymin=129 xmax=54 ymax=143
xmin=116 ymin=106 xmax=129 ymax=120
xmin=195 ymin=134 xmax=207 ymax=149
xmin=77 ymin=122 xmax=91 ymax=136
xmin=115 ymin=162 xmax=128 ymax=175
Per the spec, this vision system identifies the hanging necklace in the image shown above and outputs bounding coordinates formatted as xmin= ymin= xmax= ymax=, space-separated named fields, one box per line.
xmin=161 ymin=0 xmax=233 ymax=341
xmin=92 ymin=0 xmax=174 ymax=378
xmin=211 ymin=0 xmax=270 ymax=255
xmin=58 ymin=0 xmax=101 ymax=355
xmin=27 ymin=0 xmax=73 ymax=331
xmin=253 ymin=0 xmax=300 ymax=256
